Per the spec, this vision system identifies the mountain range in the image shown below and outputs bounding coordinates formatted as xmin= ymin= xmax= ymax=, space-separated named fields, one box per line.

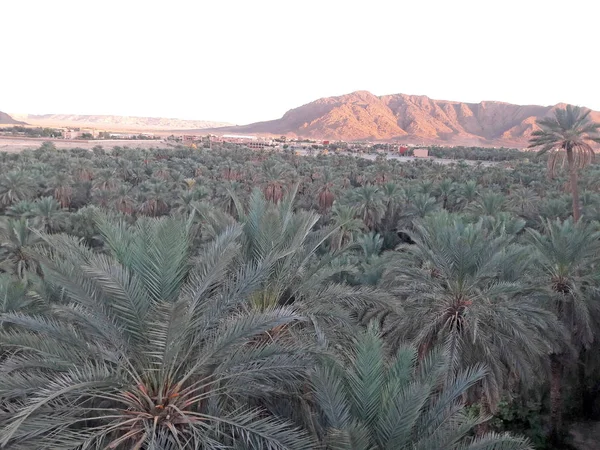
xmin=7 ymin=113 xmax=231 ymax=131
xmin=0 ymin=111 xmax=26 ymax=125
xmin=5 ymin=91 xmax=599 ymax=148
xmin=209 ymin=91 xmax=600 ymax=148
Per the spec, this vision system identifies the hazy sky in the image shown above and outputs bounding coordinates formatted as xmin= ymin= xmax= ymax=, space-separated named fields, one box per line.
xmin=2 ymin=0 xmax=598 ymax=124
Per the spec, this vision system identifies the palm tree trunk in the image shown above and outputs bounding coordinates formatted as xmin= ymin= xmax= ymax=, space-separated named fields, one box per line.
xmin=566 ymin=149 xmax=581 ymax=222
xmin=579 ymin=348 xmax=592 ymax=417
xmin=550 ymin=353 xmax=563 ymax=443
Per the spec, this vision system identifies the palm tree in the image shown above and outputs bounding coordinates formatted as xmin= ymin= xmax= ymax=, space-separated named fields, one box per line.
xmin=92 ymin=169 xmax=118 ymax=192
xmin=380 ymin=182 xmax=404 ymax=232
xmin=310 ymin=323 xmax=532 ymax=449
xmin=0 ymin=274 xmax=45 ymax=318
xmin=263 ymin=160 xmax=288 ymax=204
xmin=0 ymin=171 xmax=34 ymax=209
xmin=508 ymin=186 xmax=540 ymax=219
xmin=138 ymin=181 xmax=170 ymax=217
xmin=527 ymin=218 xmax=600 ymax=440
xmin=5 ymin=200 xmax=36 ymax=218
xmin=400 ymin=193 xmax=439 ymax=225
xmin=350 ymin=186 xmax=385 ymax=230
xmin=467 ymin=192 xmax=506 ymax=217
xmin=457 ymin=180 xmax=479 ymax=209
xmin=48 ymin=172 xmax=73 ymax=209
xmin=0 ymin=217 xmax=43 ymax=281
xmin=528 ymin=105 xmax=600 ymax=222
xmin=379 ymin=213 xmax=562 ymax=412
xmin=436 ymin=178 xmax=457 ymax=211
xmin=317 ymin=170 xmax=336 ymax=212
xmin=31 ymin=196 xmax=65 ymax=233
xmin=329 ymin=203 xmax=364 ymax=251
xmin=218 ymin=187 xmax=393 ymax=343
xmin=0 ymin=215 xmax=313 ymax=449
xmin=111 ymin=184 xmax=136 ymax=215
xmin=173 ymin=187 xmax=208 ymax=217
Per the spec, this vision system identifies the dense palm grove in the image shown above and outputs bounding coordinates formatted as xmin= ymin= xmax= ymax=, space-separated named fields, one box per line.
xmin=0 ymin=107 xmax=599 ymax=449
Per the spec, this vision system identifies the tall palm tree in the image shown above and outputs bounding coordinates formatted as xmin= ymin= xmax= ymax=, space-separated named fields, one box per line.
xmin=310 ymin=323 xmax=532 ymax=449
xmin=379 ymin=213 xmax=562 ymax=412
xmin=0 ymin=215 xmax=312 ymax=450
xmin=527 ymin=218 xmax=600 ymax=440
xmin=528 ymin=105 xmax=600 ymax=222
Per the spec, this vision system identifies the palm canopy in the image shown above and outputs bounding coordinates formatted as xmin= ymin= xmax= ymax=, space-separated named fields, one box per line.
xmin=0 ymin=217 xmax=43 ymax=281
xmin=0 ymin=274 xmax=45 ymax=317
xmin=0 ymin=215 xmax=313 ymax=449
xmin=197 ymin=186 xmax=396 ymax=342
xmin=311 ymin=323 xmax=532 ymax=450
xmin=528 ymin=105 xmax=600 ymax=176
xmin=378 ymin=213 xmax=562 ymax=410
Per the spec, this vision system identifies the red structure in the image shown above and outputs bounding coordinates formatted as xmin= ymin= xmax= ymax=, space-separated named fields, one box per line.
xmin=398 ymin=145 xmax=408 ymax=155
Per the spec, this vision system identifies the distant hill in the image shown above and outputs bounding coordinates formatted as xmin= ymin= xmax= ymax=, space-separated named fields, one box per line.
xmin=9 ymin=113 xmax=231 ymax=131
xmin=0 ymin=111 xmax=26 ymax=125
xmin=207 ymin=91 xmax=600 ymax=148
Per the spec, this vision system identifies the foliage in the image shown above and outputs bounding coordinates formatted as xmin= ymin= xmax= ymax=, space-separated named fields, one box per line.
xmin=311 ymin=323 xmax=532 ymax=449
xmin=0 ymin=132 xmax=599 ymax=447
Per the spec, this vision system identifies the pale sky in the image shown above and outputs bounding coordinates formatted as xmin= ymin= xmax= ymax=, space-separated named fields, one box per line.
xmin=1 ymin=0 xmax=598 ymax=124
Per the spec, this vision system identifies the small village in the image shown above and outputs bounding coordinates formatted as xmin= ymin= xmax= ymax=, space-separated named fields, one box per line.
xmin=174 ymin=133 xmax=431 ymax=157
xmin=0 ymin=125 xmax=432 ymax=156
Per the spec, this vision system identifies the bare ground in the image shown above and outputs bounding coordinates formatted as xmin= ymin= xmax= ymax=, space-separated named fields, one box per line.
xmin=0 ymin=137 xmax=171 ymax=153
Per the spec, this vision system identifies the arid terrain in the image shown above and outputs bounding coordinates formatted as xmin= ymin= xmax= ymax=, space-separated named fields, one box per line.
xmin=206 ymin=91 xmax=600 ymax=148
xmin=7 ymin=113 xmax=231 ymax=132
xmin=0 ymin=136 xmax=169 ymax=153
xmin=0 ymin=111 xmax=230 ymax=152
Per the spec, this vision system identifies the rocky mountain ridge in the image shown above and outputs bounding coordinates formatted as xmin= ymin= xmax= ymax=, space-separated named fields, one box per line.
xmin=210 ymin=91 xmax=600 ymax=148
xmin=0 ymin=111 xmax=26 ymax=125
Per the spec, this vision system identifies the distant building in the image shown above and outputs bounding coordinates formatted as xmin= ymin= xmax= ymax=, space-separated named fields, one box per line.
xmin=182 ymin=135 xmax=198 ymax=146
xmin=246 ymin=141 xmax=269 ymax=149
xmin=220 ymin=134 xmax=274 ymax=149
xmin=63 ymin=129 xmax=79 ymax=139
xmin=222 ymin=134 xmax=257 ymax=141
xmin=81 ymin=128 xmax=98 ymax=138
xmin=413 ymin=148 xmax=429 ymax=158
